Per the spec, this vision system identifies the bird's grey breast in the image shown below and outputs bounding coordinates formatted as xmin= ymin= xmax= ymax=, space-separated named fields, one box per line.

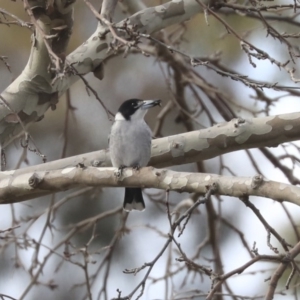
xmin=109 ymin=120 xmax=152 ymax=167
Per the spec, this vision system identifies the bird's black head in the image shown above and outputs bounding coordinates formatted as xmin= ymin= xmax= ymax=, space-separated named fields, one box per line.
xmin=117 ymin=99 xmax=161 ymax=121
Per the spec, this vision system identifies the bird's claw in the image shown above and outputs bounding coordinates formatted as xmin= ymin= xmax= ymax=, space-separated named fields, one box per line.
xmin=115 ymin=166 xmax=126 ymax=178
xmin=132 ymin=165 xmax=140 ymax=171
xmin=114 ymin=165 xmax=140 ymax=178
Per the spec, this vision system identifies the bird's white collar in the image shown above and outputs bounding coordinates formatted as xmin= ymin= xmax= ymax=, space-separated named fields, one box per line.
xmin=115 ymin=112 xmax=126 ymax=121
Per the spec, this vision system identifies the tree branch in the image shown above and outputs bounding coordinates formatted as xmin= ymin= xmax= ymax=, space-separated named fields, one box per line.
xmin=100 ymin=0 xmax=119 ymax=22
xmin=0 ymin=166 xmax=299 ymax=206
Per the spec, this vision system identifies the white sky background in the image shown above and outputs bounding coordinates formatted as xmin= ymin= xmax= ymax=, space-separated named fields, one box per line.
xmin=0 ymin=1 xmax=300 ymax=299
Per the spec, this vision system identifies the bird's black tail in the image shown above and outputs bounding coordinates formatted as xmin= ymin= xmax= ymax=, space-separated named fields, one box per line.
xmin=123 ymin=188 xmax=145 ymax=211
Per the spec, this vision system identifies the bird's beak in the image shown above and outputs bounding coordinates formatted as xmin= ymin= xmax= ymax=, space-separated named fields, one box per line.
xmin=141 ymin=99 xmax=161 ymax=110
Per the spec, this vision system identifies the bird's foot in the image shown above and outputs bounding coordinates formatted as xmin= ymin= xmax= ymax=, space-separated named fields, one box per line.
xmin=132 ymin=164 xmax=140 ymax=171
xmin=115 ymin=165 xmax=126 ymax=178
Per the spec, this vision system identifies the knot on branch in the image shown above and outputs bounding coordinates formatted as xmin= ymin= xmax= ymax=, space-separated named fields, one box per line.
xmin=91 ymin=160 xmax=102 ymax=167
xmin=207 ymin=182 xmax=219 ymax=194
xmin=281 ymin=252 xmax=292 ymax=264
xmin=76 ymin=162 xmax=86 ymax=169
xmin=251 ymin=174 xmax=263 ymax=189
xmin=28 ymin=173 xmax=43 ymax=188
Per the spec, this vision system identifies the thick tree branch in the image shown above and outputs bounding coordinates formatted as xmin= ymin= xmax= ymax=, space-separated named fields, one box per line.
xmin=100 ymin=0 xmax=119 ymax=21
xmin=119 ymin=0 xmax=147 ymax=15
xmin=0 ymin=166 xmax=299 ymax=206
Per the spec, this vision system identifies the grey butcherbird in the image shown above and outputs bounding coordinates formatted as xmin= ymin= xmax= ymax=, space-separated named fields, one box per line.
xmin=109 ymin=99 xmax=161 ymax=211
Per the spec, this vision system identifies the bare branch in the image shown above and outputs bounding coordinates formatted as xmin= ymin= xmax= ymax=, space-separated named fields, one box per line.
xmin=0 ymin=166 xmax=299 ymax=206
xmin=100 ymin=0 xmax=119 ymax=21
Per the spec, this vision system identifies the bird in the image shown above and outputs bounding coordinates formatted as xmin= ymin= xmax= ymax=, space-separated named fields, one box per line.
xmin=109 ymin=99 xmax=161 ymax=211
